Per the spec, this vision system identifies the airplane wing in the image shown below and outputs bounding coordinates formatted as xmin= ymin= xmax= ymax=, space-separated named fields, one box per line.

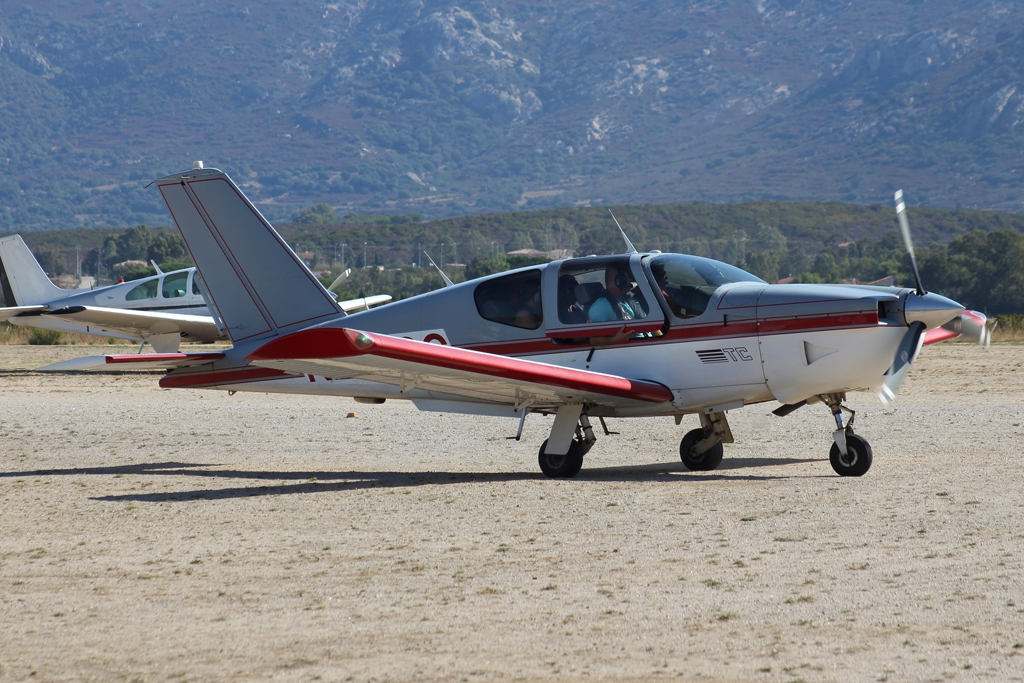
xmin=37 ymin=352 xmax=226 ymax=372
xmin=246 ymin=327 xmax=673 ymax=409
xmin=42 ymin=306 xmax=225 ymax=342
xmin=338 ymin=294 xmax=392 ymax=313
xmin=0 ymin=305 xmax=46 ymax=322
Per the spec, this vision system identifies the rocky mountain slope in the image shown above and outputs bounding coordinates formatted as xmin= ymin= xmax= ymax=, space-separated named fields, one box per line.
xmin=1 ymin=0 xmax=1022 ymax=231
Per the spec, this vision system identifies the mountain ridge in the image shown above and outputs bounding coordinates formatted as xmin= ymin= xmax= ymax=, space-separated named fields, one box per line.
xmin=0 ymin=0 xmax=1022 ymax=231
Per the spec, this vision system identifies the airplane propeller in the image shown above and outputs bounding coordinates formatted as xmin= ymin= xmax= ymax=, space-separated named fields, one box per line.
xmin=894 ymin=189 xmax=925 ymax=296
xmin=879 ymin=190 xmax=965 ymax=406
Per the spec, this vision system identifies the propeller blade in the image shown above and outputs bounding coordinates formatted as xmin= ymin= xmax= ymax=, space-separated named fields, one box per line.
xmin=956 ymin=310 xmax=990 ymax=347
xmin=879 ymin=321 xmax=926 ymax=406
xmin=894 ymin=190 xmax=926 ymax=296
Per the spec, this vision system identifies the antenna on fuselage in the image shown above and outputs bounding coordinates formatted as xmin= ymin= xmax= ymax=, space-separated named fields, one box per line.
xmin=608 ymin=209 xmax=637 ymax=254
xmin=423 ymin=251 xmax=454 ymax=287
xmin=150 ymin=260 xmax=164 ymax=275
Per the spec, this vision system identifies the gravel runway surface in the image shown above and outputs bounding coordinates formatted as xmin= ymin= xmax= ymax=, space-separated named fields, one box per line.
xmin=1 ymin=344 xmax=1022 ymax=682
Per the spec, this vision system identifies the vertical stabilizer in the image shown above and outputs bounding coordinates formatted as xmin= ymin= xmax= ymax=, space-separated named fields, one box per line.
xmin=153 ymin=167 xmax=342 ymax=344
xmin=0 ymin=235 xmax=67 ymax=306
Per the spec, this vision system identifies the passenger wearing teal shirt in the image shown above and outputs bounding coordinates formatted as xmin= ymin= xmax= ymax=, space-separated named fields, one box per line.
xmin=587 ymin=264 xmax=650 ymax=345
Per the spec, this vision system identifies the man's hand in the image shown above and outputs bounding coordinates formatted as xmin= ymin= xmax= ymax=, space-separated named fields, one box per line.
xmin=590 ymin=324 xmax=636 ymax=346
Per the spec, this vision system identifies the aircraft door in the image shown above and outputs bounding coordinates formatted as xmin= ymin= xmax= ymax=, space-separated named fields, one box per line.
xmin=543 ymin=254 xmax=665 ymax=343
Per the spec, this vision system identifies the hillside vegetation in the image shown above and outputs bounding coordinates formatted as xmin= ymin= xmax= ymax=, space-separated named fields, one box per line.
xmin=1 ymin=1 xmax=1023 ymax=231
xmin=9 ymin=198 xmax=1022 ymax=315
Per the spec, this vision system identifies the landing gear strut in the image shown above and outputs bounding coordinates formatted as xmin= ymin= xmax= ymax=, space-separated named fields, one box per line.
xmin=679 ymin=411 xmax=731 ymax=471
xmin=538 ymin=411 xmax=596 ymax=479
xmin=823 ymin=394 xmax=872 ymax=477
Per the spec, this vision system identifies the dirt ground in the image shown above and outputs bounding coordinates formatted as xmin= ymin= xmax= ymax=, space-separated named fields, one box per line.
xmin=1 ymin=343 xmax=1022 ymax=683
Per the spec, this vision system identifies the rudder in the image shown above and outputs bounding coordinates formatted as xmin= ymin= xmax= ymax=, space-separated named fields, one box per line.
xmin=154 ymin=167 xmax=342 ymax=345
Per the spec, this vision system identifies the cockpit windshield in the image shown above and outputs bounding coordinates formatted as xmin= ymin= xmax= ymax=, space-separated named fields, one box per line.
xmin=647 ymin=254 xmax=764 ymax=319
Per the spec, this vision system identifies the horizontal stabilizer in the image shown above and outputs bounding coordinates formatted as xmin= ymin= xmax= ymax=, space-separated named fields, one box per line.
xmin=37 ymin=352 xmax=225 ymax=372
xmin=246 ymin=327 xmax=673 ymax=410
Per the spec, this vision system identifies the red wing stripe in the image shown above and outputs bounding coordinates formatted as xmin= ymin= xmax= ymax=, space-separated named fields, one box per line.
xmin=159 ymin=366 xmax=291 ymax=389
xmin=247 ymin=328 xmax=673 ymax=404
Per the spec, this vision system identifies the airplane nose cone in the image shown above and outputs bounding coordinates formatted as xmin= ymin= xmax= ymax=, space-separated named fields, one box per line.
xmin=904 ymin=291 xmax=964 ymax=329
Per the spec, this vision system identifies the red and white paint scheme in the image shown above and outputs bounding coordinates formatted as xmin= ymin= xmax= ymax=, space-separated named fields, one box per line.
xmin=44 ymin=168 xmax=990 ymax=479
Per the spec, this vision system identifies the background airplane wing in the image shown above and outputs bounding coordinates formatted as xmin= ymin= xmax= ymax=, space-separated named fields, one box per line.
xmin=246 ymin=327 xmax=673 ymax=410
xmin=42 ymin=306 xmax=225 ymax=342
xmin=37 ymin=352 xmax=226 ymax=372
xmin=0 ymin=305 xmax=46 ymax=322
xmin=338 ymin=294 xmax=392 ymax=313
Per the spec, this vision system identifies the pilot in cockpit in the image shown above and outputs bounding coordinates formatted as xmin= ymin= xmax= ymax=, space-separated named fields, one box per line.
xmin=587 ymin=264 xmax=651 ymax=346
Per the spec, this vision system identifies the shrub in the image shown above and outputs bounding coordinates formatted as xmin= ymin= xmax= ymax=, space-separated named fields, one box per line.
xmin=28 ymin=328 xmax=64 ymax=345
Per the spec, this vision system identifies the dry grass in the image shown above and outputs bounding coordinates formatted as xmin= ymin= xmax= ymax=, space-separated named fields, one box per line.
xmin=0 ymin=323 xmax=132 ymax=346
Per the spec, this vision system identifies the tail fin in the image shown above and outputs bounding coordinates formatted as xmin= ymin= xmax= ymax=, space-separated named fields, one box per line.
xmin=0 ymin=235 xmax=67 ymax=306
xmin=153 ymin=167 xmax=342 ymax=345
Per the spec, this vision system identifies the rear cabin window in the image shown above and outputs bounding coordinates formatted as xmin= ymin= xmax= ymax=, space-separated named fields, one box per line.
xmin=473 ymin=270 xmax=543 ymax=330
xmin=192 ymin=273 xmax=202 ymax=296
xmin=126 ymin=279 xmax=158 ymax=301
xmin=162 ymin=272 xmax=188 ymax=299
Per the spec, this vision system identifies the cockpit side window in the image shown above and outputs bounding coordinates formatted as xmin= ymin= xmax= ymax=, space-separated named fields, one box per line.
xmin=162 ymin=272 xmax=188 ymax=299
xmin=474 ymin=269 xmax=543 ymax=330
xmin=557 ymin=257 xmax=649 ymax=325
xmin=648 ymin=254 xmax=764 ymax=319
xmin=126 ymin=279 xmax=158 ymax=301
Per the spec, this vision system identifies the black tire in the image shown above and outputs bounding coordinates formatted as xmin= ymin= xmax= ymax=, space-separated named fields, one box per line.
xmin=538 ymin=439 xmax=586 ymax=479
xmin=829 ymin=432 xmax=873 ymax=477
xmin=679 ymin=428 xmax=724 ymax=471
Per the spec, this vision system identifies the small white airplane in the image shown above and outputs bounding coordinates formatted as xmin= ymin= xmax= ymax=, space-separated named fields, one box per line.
xmin=47 ymin=167 xmax=989 ymax=479
xmin=0 ymin=234 xmax=390 ymax=352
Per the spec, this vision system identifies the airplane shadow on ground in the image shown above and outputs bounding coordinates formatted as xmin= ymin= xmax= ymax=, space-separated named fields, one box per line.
xmin=0 ymin=457 xmax=829 ymax=503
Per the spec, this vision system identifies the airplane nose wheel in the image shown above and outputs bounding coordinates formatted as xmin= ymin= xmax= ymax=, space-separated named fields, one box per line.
xmin=679 ymin=428 xmax=724 ymax=471
xmin=829 ymin=433 xmax=873 ymax=477
xmin=823 ymin=394 xmax=872 ymax=477
xmin=538 ymin=439 xmax=588 ymax=479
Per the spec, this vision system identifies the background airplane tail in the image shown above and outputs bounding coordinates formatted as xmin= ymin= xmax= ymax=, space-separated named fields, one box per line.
xmin=153 ymin=167 xmax=342 ymax=345
xmin=0 ymin=235 xmax=68 ymax=306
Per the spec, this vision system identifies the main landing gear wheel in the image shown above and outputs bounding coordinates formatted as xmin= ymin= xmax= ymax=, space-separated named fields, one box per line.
xmin=538 ymin=439 xmax=587 ymax=479
xmin=679 ymin=428 xmax=724 ymax=471
xmin=829 ymin=433 xmax=873 ymax=477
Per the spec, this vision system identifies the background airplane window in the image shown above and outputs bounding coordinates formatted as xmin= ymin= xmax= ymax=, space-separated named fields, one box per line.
xmin=192 ymin=274 xmax=202 ymax=296
xmin=126 ymin=279 xmax=158 ymax=301
xmin=557 ymin=258 xmax=649 ymax=324
xmin=648 ymin=254 xmax=764 ymax=319
xmin=162 ymin=272 xmax=188 ymax=298
xmin=474 ymin=270 xmax=543 ymax=329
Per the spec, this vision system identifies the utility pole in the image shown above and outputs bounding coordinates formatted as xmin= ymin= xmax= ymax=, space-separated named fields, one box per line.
xmin=341 ymin=243 xmax=347 ymax=270
xmin=363 ymin=242 xmax=367 ymax=269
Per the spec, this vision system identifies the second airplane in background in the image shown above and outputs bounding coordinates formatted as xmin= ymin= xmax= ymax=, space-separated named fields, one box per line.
xmin=0 ymin=234 xmax=390 ymax=352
